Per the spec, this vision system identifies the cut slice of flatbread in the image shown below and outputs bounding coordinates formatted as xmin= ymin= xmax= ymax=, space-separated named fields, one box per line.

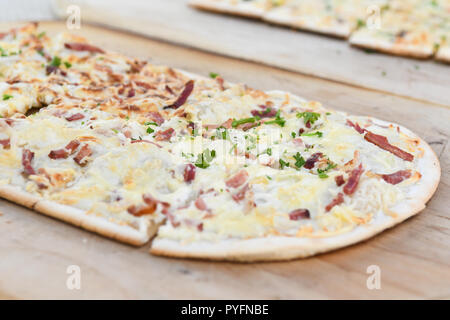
xmin=349 ymin=0 xmax=448 ymax=58
xmin=189 ymin=0 xmax=270 ymax=19
xmin=436 ymin=44 xmax=450 ymax=63
xmin=262 ymin=0 xmax=362 ymax=38
xmin=150 ymin=116 xmax=440 ymax=261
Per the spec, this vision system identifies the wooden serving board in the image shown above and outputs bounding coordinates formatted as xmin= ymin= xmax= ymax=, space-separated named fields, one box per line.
xmin=51 ymin=0 xmax=450 ymax=107
xmin=0 ymin=21 xmax=449 ymax=299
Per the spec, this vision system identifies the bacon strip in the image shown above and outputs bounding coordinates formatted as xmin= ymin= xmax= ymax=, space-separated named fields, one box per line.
xmin=343 ymin=164 xmax=364 ymax=195
xmin=164 ymin=80 xmax=194 ymax=109
xmin=65 ymin=113 xmax=85 ymax=121
xmin=289 ymin=208 xmax=310 ymax=220
xmin=226 ymin=170 xmax=248 ymax=188
xmin=22 ymin=149 xmax=36 ymax=175
xmin=381 ymin=170 xmax=411 ymax=185
xmin=184 ymin=164 xmax=196 ymax=183
xmin=147 ymin=111 xmax=165 ymax=125
xmin=155 ymin=128 xmax=175 ymax=141
xmin=251 ymin=107 xmax=277 ymax=118
xmin=195 ymin=197 xmax=207 ymax=211
xmin=48 ymin=140 xmax=80 ymax=160
xmin=335 ymin=175 xmax=345 ymax=187
xmin=325 ymin=193 xmax=344 ymax=212
xmin=346 ymin=119 xmax=366 ymax=134
xmin=0 ymin=138 xmax=10 ymax=149
xmin=64 ymin=42 xmax=105 ymax=54
xmin=304 ymin=152 xmax=323 ymax=169
xmin=73 ymin=144 xmax=92 ymax=166
xmin=65 ymin=139 xmax=81 ymax=153
xmin=364 ymin=131 xmax=414 ymax=162
xmin=48 ymin=149 xmax=68 ymax=160
xmin=134 ymin=81 xmax=155 ymax=90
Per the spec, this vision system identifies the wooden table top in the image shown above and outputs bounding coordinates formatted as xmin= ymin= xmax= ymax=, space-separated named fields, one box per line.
xmin=0 ymin=21 xmax=448 ymax=299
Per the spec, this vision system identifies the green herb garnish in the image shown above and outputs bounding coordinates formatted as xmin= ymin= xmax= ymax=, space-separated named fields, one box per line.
xmin=195 ymin=148 xmax=216 ymax=169
xmin=301 ymin=131 xmax=323 ymax=138
xmin=209 ymin=72 xmax=219 ymax=79
xmin=279 ymin=158 xmax=290 ymax=169
xmin=293 ymin=152 xmax=305 ymax=168
xmin=297 ymin=111 xmax=321 ymax=126
xmin=264 ymin=110 xmax=285 ymax=127
xmin=232 ymin=117 xmax=258 ymax=128
xmin=50 ymin=56 xmax=61 ymax=67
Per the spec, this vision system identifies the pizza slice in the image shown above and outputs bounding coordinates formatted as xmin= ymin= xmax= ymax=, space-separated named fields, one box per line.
xmin=189 ymin=0 xmax=273 ymax=19
xmin=349 ymin=0 xmax=449 ymax=58
xmin=263 ymin=0 xmax=387 ymax=38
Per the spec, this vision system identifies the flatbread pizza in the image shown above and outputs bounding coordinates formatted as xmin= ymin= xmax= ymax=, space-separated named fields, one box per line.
xmin=189 ymin=0 xmax=271 ymax=19
xmin=189 ymin=0 xmax=450 ymax=60
xmin=349 ymin=0 xmax=450 ymax=58
xmin=0 ymin=23 xmax=441 ymax=261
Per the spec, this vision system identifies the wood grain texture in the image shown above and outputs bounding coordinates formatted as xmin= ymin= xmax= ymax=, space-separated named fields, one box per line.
xmin=0 ymin=21 xmax=448 ymax=299
xmin=51 ymin=0 xmax=450 ymax=106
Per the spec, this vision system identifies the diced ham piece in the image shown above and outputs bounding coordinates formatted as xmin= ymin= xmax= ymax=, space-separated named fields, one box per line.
xmin=195 ymin=197 xmax=207 ymax=211
xmin=184 ymin=163 xmax=196 ymax=183
xmin=381 ymin=170 xmax=411 ymax=185
xmin=251 ymin=107 xmax=277 ymax=118
xmin=343 ymin=164 xmax=364 ymax=195
xmin=225 ymin=170 xmax=249 ymax=188
xmin=221 ymin=118 xmax=233 ymax=129
xmin=364 ymin=131 xmax=414 ymax=162
xmin=293 ymin=138 xmax=304 ymax=147
xmin=304 ymin=152 xmax=323 ymax=169
xmin=155 ymin=128 xmax=175 ymax=141
xmin=346 ymin=119 xmax=366 ymax=134
xmin=335 ymin=175 xmax=345 ymax=187
xmin=73 ymin=144 xmax=92 ymax=166
xmin=289 ymin=209 xmax=310 ymax=220
xmin=0 ymin=138 xmax=10 ymax=149
xmin=216 ymin=77 xmax=225 ymax=91
xmin=164 ymin=80 xmax=194 ymax=109
xmin=64 ymin=42 xmax=105 ymax=54
xmin=325 ymin=193 xmax=344 ymax=212
xmin=65 ymin=113 xmax=85 ymax=121
xmin=22 ymin=149 xmax=36 ymax=175
xmin=232 ymin=183 xmax=249 ymax=202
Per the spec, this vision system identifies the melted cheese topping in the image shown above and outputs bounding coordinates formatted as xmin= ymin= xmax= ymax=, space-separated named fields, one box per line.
xmin=0 ymin=24 xmax=427 ymax=242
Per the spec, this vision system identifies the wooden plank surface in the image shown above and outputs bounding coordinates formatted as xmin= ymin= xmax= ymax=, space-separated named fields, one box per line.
xmin=0 ymin=21 xmax=449 ymax=299
xmin=51 ymin=0 xmax=450 ymax=107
